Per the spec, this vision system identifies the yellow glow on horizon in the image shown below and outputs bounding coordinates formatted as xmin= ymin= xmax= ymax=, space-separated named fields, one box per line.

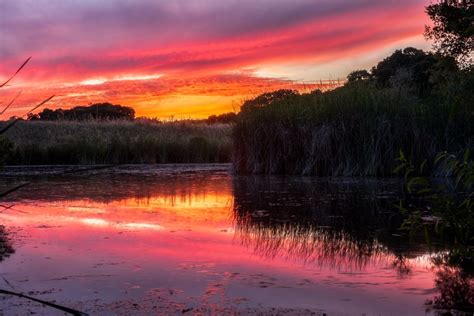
xmin=133 ymin=94 xmax=245 ymax=119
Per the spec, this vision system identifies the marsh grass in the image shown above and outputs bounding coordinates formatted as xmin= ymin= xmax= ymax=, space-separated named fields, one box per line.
xmin=3 ymin=120 xmax=232 ymax=165
xmin=233 ymin=82 xmax=473 ymax=176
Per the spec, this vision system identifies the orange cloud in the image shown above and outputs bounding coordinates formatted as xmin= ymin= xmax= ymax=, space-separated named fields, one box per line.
xmin=0 ymin=74 xmax=341 ymax=118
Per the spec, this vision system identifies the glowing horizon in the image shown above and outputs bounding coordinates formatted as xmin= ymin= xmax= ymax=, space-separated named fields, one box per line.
xmin=0 ymin=0 xmax=431 ymax=119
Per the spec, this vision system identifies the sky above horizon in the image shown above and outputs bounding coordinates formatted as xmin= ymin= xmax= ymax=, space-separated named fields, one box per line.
xmin=0 ymin=0 xmax=432 ymax=119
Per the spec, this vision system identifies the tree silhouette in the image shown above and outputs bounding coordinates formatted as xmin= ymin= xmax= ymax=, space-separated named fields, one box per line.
xmin=32 ymin=102 xmax=135 ymax=121
xmin=425 ymin=1 xmax=474 ymax=66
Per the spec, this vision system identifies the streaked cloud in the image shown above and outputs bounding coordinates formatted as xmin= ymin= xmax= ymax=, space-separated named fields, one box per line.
xmin=0 ymin=0 xmax=431 ymax=118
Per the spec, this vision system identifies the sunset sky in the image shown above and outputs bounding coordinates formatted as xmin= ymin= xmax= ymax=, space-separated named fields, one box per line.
xmin=0 ymin=0 xmax=432 ymax=119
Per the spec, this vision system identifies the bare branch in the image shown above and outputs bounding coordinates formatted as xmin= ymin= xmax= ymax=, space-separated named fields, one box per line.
xmin=0 ymin=289 xmax=88 ymax=315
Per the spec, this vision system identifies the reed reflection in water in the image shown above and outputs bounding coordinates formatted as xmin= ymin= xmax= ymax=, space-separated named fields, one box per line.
xmin=0 ymin=166 xmax=443 ymax=314
xmin=232 ymin=176 xmax=434 ymax=271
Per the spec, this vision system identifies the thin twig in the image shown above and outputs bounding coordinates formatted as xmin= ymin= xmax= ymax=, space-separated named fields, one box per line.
xmin=0 ymin=57 xmax=31 ymax=88
xmin=0 ymin=95 xmax=54 ymax=135
xmin=0 ymin=183 xmax=30 ymax=199
xmin=0 ymin=90 xmax=23 ymax=115
xmin=0 ymin=204 xmax=15 ymax=211
xmin=0 ymin=204 xmax=26 ymax=213
xmin=2 ymin=277 xmax=15 ymax=290
xmin=0 ymin=289 xmax=88 ymax=315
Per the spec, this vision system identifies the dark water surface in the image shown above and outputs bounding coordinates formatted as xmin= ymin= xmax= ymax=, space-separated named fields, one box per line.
xmin=0 ymin=165 xmax=443 ymax=315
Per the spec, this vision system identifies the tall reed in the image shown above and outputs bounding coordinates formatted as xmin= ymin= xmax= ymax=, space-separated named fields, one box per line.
xmin=233 ymin=82 xmax=473 ymax=176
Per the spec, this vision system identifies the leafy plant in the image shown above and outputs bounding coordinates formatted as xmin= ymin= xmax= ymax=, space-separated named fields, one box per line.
xmin=430 ymin=267 xmax=474 ymax=312
xmin=397 ymin=150 xmax=473 ymax=312
xmin=396 ymin=149 xmax=473 ymax=268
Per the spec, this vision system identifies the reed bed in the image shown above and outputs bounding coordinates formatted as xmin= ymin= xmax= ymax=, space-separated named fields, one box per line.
xmin=233 ymin=82 xmax=473 ymax=176
xmin=3 ymin=120 xmax=232 ymax=165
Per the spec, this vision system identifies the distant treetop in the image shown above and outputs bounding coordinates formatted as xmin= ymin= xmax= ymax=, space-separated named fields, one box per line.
xmin=206 ymin=112 xmax=238 ymax=124
xmin=347 ymin=70 xmax=371 ymax=82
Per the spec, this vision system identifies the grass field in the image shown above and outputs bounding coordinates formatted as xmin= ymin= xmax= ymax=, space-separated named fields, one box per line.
xmin=3 ymin=120 xmax=232 ymax=165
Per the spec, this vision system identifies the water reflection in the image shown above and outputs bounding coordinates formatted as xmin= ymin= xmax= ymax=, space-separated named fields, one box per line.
xmin=0 ymin=166 xmax=452 ymax=314
xmin=429 ymin=267 xmax=474 ymax=312
xmin=0 ymin=225 xmax=14 ymax=261
xmin=232 ymin=176 xmax=434 ymax=271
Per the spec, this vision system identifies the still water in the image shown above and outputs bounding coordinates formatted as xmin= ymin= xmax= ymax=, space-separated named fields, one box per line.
xmin=0 ymin=165 xmax=442 ymax=315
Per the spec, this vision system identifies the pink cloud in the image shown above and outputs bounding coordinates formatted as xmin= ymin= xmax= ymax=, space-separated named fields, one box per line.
xmin=0 ymin=0 xmax=431 ymax=117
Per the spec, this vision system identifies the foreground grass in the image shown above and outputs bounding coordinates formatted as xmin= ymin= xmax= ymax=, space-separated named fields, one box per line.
xmin=233 ymin=81 xmax=473 ymax=176
xmin=3 ymin=120 xmax=232 ymax=165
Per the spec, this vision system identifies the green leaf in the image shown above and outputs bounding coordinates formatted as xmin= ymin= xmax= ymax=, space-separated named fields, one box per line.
xmin=465 ymin=175 xmax=474 ymax=187
xmin=424 ymin=226 xmax=431 ymax=247
xmin=393 ymin=163 xmax=406 ymax=174
xmin=420 ymin=159 xmax=427 ymax=174
xmin=435 ymin=151 xmax=447 ymax=164
xmin=404 ymin=167 xmax=414 ymax=181
xmin=399 ymin=149 xmax=406 ymax=162
xmin=417 ymin=188 xmax=432 ymax=194
xmin=407 ymin=177 xmax=426 ymax=193
xmin=463 ymin=149 xmax=470 ymax=163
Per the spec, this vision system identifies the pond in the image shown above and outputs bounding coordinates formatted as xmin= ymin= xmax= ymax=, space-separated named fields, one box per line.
xmin=0 ymin=165 xmax=450 ymax=315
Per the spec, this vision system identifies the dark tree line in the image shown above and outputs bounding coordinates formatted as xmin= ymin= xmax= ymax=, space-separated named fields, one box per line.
xmin=28 ymin=102 xmax=135 ymax=121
